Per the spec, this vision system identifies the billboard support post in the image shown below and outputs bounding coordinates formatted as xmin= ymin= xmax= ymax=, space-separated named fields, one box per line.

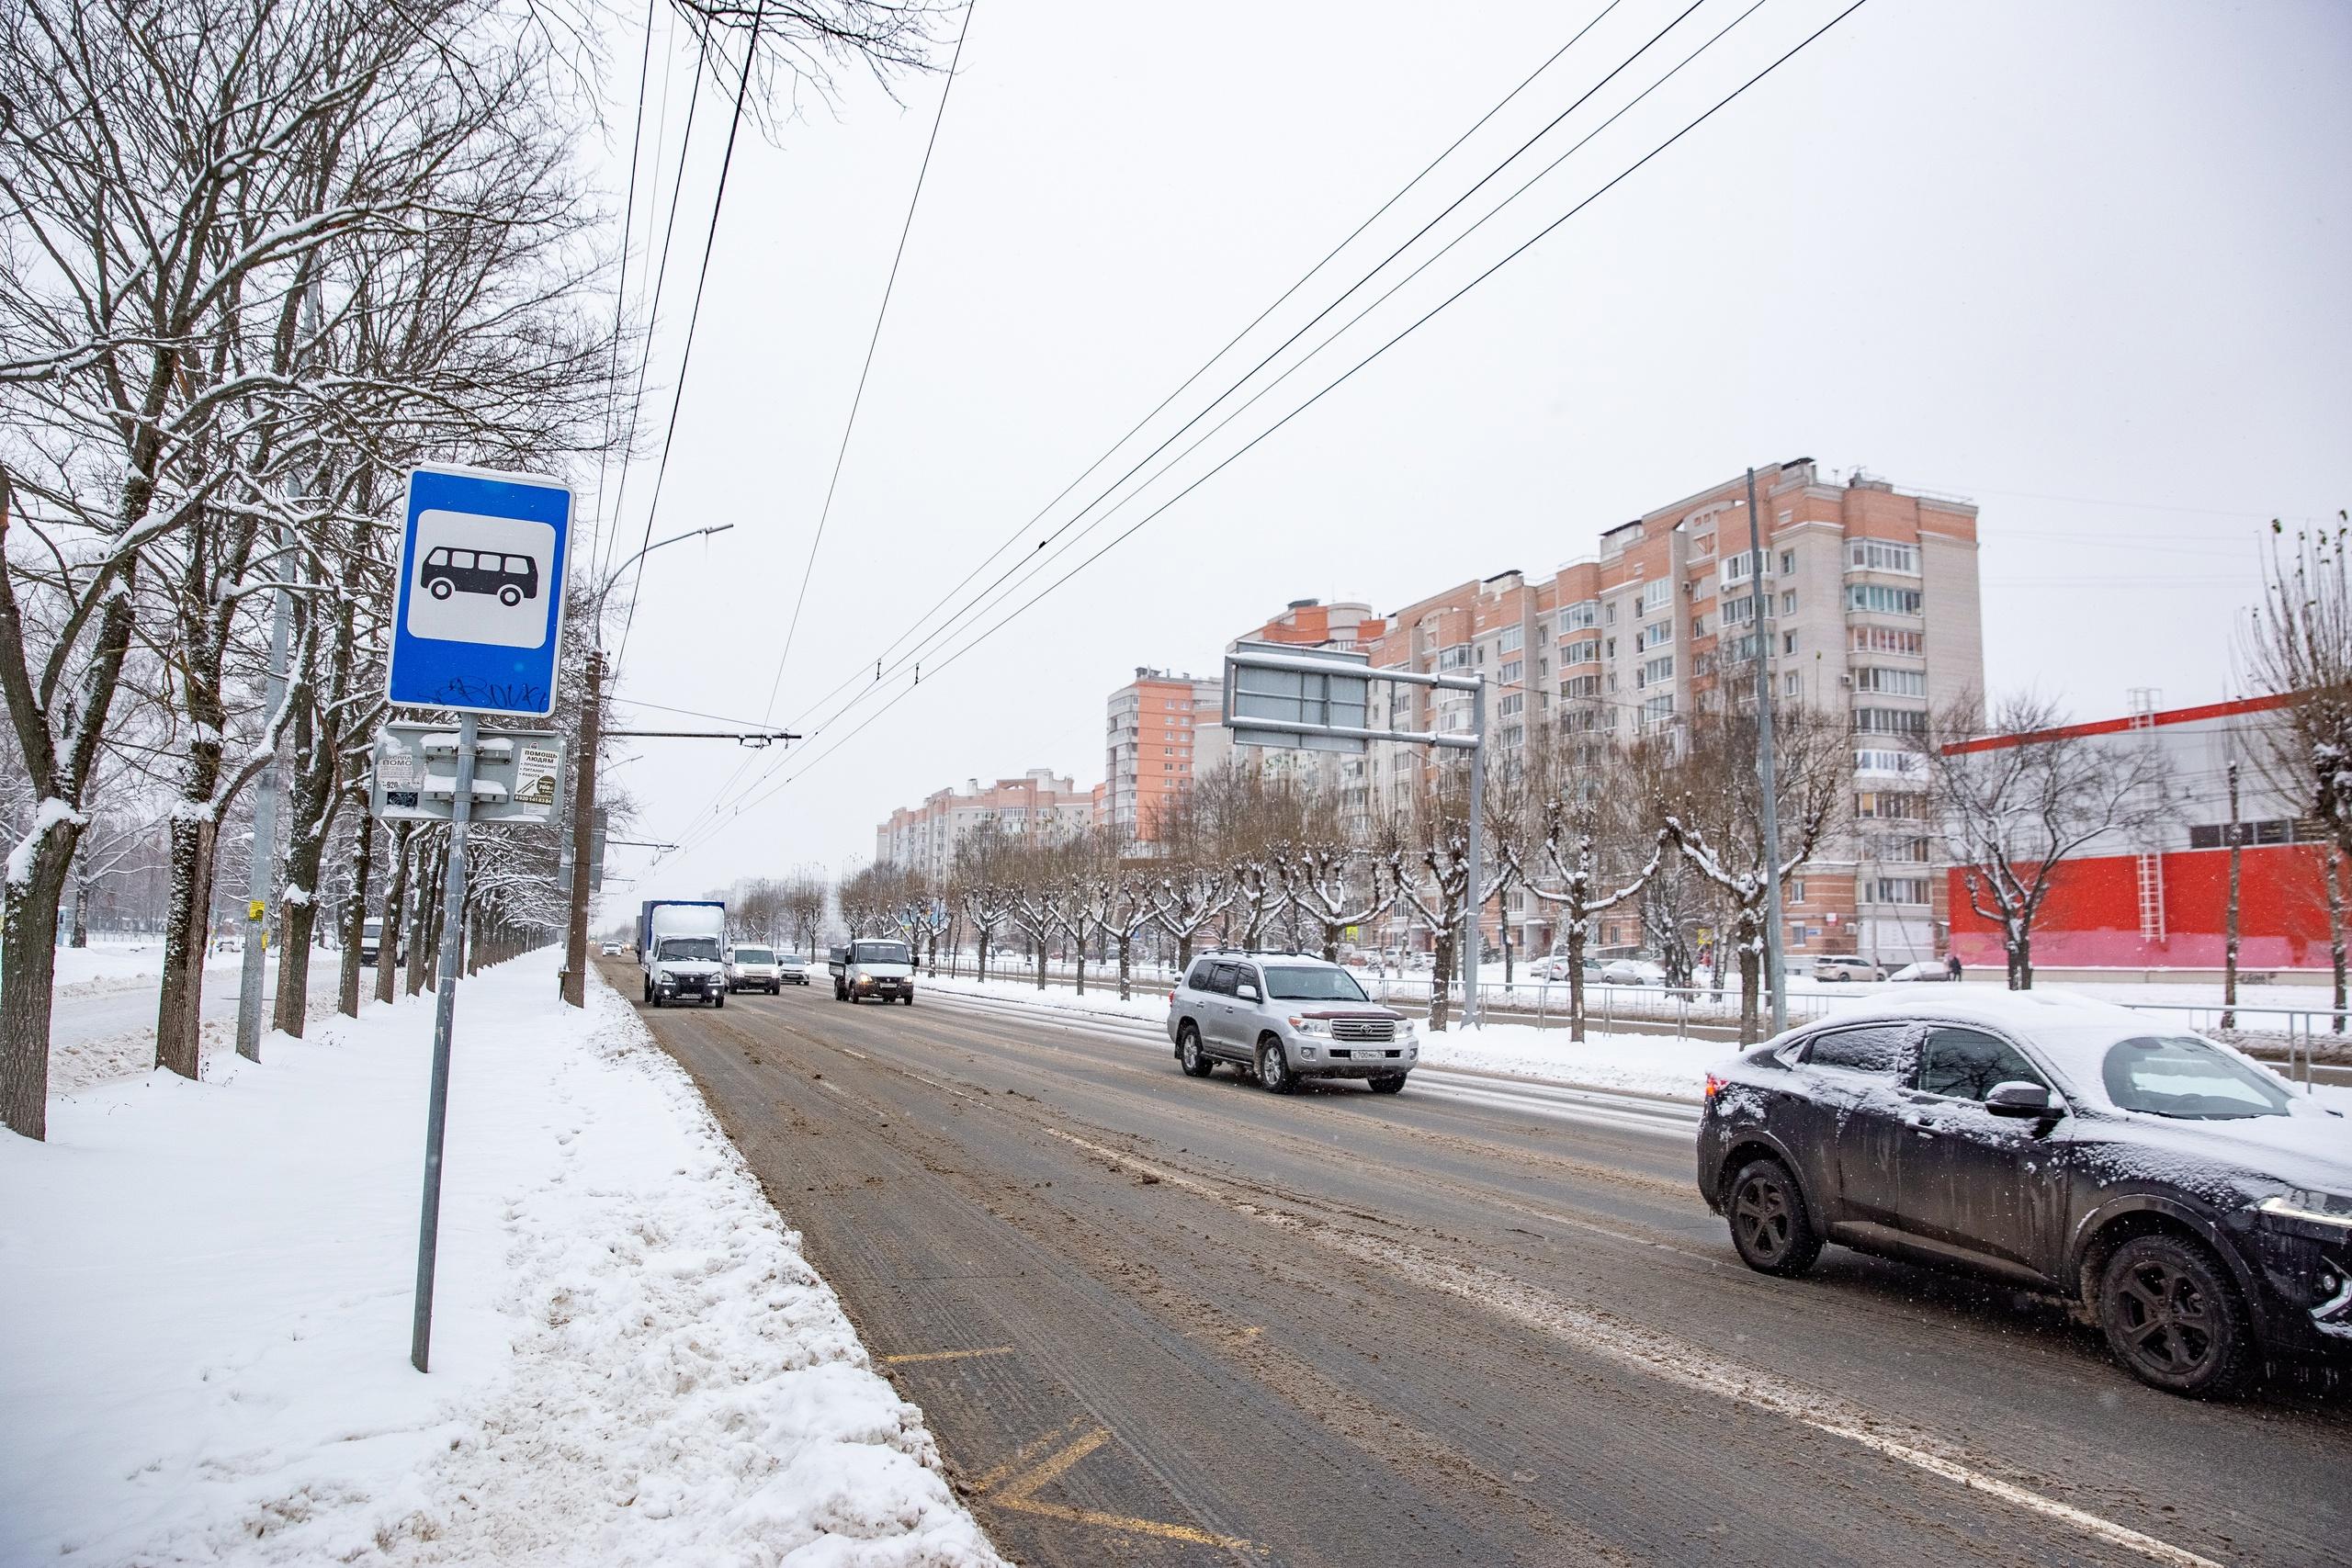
xmin=1221 ymin=641 xmax=1487 ymax=1027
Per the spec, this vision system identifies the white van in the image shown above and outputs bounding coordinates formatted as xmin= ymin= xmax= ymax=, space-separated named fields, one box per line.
xmin=834 ymin=939 xmax=914 ymax=1005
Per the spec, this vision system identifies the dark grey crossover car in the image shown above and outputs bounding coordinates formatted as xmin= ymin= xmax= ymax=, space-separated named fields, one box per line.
xmin=1697 ymin=992 xmax=2351 ymax=1395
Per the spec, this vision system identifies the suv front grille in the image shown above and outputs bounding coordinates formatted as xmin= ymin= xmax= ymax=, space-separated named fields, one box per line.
xmin=1329 ymin=1018 xmax=1396 ymax=1043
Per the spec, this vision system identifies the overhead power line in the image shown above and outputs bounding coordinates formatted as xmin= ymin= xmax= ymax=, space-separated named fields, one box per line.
xmin=587 ymin=0 xmax=659 ymax=577
xmin=614 ymin=1 xmax=769 ymax=676
xmin=657 ymin=0 xmax=1879 ymax=861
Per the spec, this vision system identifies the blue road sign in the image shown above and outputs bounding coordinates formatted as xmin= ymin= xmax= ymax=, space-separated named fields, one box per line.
xmin=388 ymin=464 xmax=573 ymax=716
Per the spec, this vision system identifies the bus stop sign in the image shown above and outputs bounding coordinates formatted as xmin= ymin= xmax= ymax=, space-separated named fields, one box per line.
xmin=387 ymin=463 xmax=573 ymax=716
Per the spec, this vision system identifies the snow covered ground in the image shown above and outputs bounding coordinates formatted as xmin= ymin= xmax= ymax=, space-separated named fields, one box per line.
xmin=0 ymin=948 xmax=1004 ymax=1568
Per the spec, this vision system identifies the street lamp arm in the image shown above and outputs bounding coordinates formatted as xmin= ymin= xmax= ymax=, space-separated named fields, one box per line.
xmin=594 ymin=523 xmax=735 ymax=615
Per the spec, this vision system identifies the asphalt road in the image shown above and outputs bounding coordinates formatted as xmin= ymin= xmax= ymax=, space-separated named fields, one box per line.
xmin=608 ymin=963 xmax=2352 ymax=1568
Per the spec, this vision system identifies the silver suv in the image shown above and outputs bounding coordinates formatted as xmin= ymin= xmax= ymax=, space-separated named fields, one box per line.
xmin=1166 ymin=951 xmax=1417 ymax=1094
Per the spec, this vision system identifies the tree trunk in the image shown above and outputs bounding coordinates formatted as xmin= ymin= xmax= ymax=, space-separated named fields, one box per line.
xmin=1 ymin=830 xmax=79 ymax=1140
xmin=976 ymin=928 xmax=989 ymax=983
xmin=1566 ymin=924 xmax=1587 ymax=1043
xmin=272 ymin=755 xmax=337 ymax=1037
xmin=2015 ymin=931 xmax=2034 ymax=991
xmin=376 ymin=824 xmax=413 ymax=1006
xmin=1428 ymin=927 xmax=1454 ymax=1032
xmin=406 ymin=835 xmax=439 ymax=997
xmin=155 ymin=792 xmax=221 ymax=1080
xmin=68 ymin=864 xmax=88 ymax=947
xmin=2327 ymin=851 xmax=2347 ymax=1034
xmin=1736 ymin=938 xmax=1762 ymax=1046
xmin=1116 ymin=931 xmax=1132 ymax=1000
xmin=1034 ymin=932 xmax=1045 ymax=989
xmin=338 ymin=812 xmax=373 ymax=1018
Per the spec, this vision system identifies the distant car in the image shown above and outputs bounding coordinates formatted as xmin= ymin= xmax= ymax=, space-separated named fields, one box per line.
xmin=1887 ymin=960 xmax=1950 ymax=982
xmin=1812 ymin=955 xmax=1887 ymax=983
xmin=1698 ymin=992 xmax=2352 ymax=1395
xmin=725 ymin=944 xmax=782 ymax=995
xmin=776 ymin=952 xmax=812 ymax=986
xmin=1167 ymin=951 xmax=1417 ymax=1093
xmin=600 ymin=942 xmax=620 ymax=957
xmin=1599 ymin=958 xmax=1668 ymax=987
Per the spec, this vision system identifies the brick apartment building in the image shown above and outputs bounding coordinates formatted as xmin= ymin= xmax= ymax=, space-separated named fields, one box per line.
xmin=1227 ymin=458 xmax=1986 ymax=964
xmin=1104 ymin=667 xmax=1223 ymax=843
xmin=874 ymin=769 xmax=1103 ymax=881
xmin=1945 ymin=694 xmax=2346 ymax=976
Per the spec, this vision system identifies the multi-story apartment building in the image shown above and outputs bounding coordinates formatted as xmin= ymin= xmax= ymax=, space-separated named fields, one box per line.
xmin=1227 ymin=459 xmax=1985 ymax=964
xmin=1104 ymin=668 xmax=1222 ymax=843
xmin=874 ymin=769 xmax=1102 ymax=881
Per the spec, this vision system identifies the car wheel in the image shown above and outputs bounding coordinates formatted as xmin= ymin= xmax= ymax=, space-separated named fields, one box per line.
xmin=1370 ymin=1074 xmax=1407 ymax=1094
xmin=2098 ymin=1235 xmax=2253 ymax=1397
xmin=903 ymin=991 xmax=914 ymax=1007
xmin=713 ymin=991 xmax=725 ymax=1009
xmin=1725 ymin=1157 xmax=1822 ymax=1277
xmin=1178 ymin=1024 xmax=1212 ymax=1077
xmin=1257 ymin=1037 xmax=1295 ymax=1094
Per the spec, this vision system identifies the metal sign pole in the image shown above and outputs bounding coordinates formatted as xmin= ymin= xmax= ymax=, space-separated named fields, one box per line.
xmin=234 ymin=534 xmax=293 ymax=1062
xmin=1747 ymin=468 xmax=1788 ymax=1034
xmin=411 ymin=711 xmax=480 ymax=1373
xmin=1463 ymin=679 xmax=1486 ymax=1027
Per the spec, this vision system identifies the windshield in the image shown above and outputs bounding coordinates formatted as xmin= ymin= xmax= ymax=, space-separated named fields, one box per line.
xmin=658 ymin=937 xmax=721 ymax=963
xmin=732 ymin=948 xmax=774 ymax=964
xmin=2102 ymin=1035 xmax=2292 ymax=1119
xmin=852 ymin=941 xmax=910 ymax=964
xmin=780 ymin=954 xmax=805 ymax=965
xmin=1261 ymin=965 xmax=1369 ymax=1003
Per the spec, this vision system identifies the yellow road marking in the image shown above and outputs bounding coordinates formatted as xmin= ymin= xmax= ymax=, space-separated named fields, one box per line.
xmin=968 ymin=1419 xmax=1255 ymax=1551
xmin=883 ymin=1345 xmax=1015 ymax=1366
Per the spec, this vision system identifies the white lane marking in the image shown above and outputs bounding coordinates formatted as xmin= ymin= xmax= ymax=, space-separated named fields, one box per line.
xmin=1044 ymin=1129 xmax=2217 ymax=1568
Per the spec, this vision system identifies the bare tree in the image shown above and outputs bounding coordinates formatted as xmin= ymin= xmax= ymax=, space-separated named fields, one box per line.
xmin=2242 ymin=517 xmax=2352 ymax=1025
xmin=1513 ymin=740 xmax=1665 ymax=1041
xmin=1919 ymin=691 xmax=2169 ymax=990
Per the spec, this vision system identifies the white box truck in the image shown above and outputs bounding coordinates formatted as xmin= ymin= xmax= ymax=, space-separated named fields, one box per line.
xmin=639 ymin=899 xmax=728 ymax=1008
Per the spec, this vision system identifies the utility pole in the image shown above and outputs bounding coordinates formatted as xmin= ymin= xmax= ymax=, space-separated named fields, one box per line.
xmin=2222 ymin=752 xmax=2241 ymax=1032
xmin=1747 ymin=468 xmax=1788 ymax=1035
xmin=559 ymin=524 xmax=735 ymax=1006
xmin=234 ymin=535 xmax=293 ymax=1061
xmin=1462 ymin=676 xmax=1487 ymax=1027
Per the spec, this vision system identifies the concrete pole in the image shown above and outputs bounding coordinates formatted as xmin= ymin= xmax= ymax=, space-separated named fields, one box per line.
xmin=1746 ymin=468 xmax=1788 ymax=1035
xmin=561 ymin=648 xmax=601 ymax=1007
xmin=1463 ymin=678 xmax=1486 ymax=1027
xmin=233 ymin=529 xmax=293 ymax=1062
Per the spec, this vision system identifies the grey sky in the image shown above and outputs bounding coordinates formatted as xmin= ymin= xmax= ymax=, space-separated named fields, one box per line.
xmin=582 ymin=0 xmax=2352 ymax=909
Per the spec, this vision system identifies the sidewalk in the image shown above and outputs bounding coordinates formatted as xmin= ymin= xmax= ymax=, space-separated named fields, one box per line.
xmin=0 ymin=947 xmax=1003 ymax=1567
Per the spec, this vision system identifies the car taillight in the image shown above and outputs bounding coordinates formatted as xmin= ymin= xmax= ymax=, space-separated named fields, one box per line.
xmin=1703 ymin=1074 xmax=1728 ymax=1102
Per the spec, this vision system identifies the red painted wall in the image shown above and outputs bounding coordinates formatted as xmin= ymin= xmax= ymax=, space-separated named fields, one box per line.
xmin=1947 ymin=843 xmax=2348 ymax=969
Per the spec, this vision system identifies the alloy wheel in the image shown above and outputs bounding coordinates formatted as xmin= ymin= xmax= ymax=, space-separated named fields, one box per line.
xmin=1733 ymin=1171 xmax=1793 ymax=1264
xmin=2111 ymin=1255 xmax=2222 ymax=1381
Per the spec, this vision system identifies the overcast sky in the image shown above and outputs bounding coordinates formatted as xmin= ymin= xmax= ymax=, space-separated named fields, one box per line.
xmin=577 ymin=0 xmax=2352 ymax=911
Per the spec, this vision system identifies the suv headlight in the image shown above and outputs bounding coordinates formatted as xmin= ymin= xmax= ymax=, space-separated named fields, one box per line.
xmin=1289 ymin=1017 xmax=1332 ymax=1036
xmin=2256 ymin=1194 xmax=2352 ymax=1235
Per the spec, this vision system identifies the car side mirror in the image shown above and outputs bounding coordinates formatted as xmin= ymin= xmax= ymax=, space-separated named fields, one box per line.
xmin=1235 ymin=983 xmax=1260 ymax=1003
xmin=1985 ymin=1081 xmax=2056 ymax=1119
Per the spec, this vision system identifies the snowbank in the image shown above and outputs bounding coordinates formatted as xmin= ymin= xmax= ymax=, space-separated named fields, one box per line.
xmin=0 ymin=948 xmax=1005 ymax=1567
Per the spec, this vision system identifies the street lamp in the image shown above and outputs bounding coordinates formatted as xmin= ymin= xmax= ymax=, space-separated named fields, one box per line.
xmin=561 ymin=524 xmax=733 ymax=1007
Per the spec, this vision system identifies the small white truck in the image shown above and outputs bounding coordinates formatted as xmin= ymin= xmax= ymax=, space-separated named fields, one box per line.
xmin=833 ymin=939 xmax=915 ymax=1005
xmin=639 ymin=900 xmax=728 ymax=1009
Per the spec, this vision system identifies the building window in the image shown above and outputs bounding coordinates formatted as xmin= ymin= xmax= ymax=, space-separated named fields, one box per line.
xmin=1781 ymin=590 xmax=1796 ymax=615
xmin=1499 ymin=724 xmax=1523 ymax=748
xmin=1560 ymin=674 xmax=1600 ymax=699
xmin=1640 ymin=580 xmax=1671 ymax=614
xmin=1779 ymin=549 xmax=1796 ymax=575
xmin=1721 ymin=554 xmax=1756 ymax=586
xmin=1783 ymin=632 xmax=1798 ymax=656
xmin=1856 ymin=749 xmax=1925 ymax=777
xmin=1857 ymin=791 xmax=1927 ymax=820
xmin=1533 ymin=621 xmax=1548 ymax=642
xmin=1536 ymin=658 xmax=1549 ymax=679
xmin=1789 ymin=879 xmax=1806 ymax=905
xmin=1850 ymin=626 xmax=1926 ymax=655
xmin=1690 ymin=614 xmax=1708 ymax=638
xmin=1854 ymin=667 xmax=1928 ymax=697
xmin=1642 ymin=694 xmax=1676 ymax=728
xmin=1562 ymin=601 xmax=1598 ymax=632
xmin=1849 ymin=539 xmax=1919 ymax=574
xmin=1498 ymin=626 xmax=1523 ymax=654
xmin=1498 ymin=660 xmax=1522 ymax=685
xmin=1783 ymin=671 xmax=1802 ymax=698
xmin=1437 ymin=644 xmax=1472 ymax=671
xmin=1848 ymin=583 xmax=1924 ymax=615
xmin=1605 ymin=602 xmax=1618 ymax=625
xmin=1636 ymin=619 xmax=1673 ymax=650
xmin=1853 ymin=707 xmax=1928 ymax=736
xmin=1563 ymin=637 xmax=1600 ymax=664
xmin=1639 ymin=655 xmax=1675 ymax=688
xmin=1873 ymin=876 xmax=1930 ymax=905
xmin=1498 ymin=693 xmax=1524 ymax=718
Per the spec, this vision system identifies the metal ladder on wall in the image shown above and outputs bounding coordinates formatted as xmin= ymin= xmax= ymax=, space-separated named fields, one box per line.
xmin=2128 ymin=689 xmax=2166 ymax=943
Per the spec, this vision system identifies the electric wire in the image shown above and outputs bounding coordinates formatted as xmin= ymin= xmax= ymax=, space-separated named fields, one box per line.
xmin=585 ymin=0 xmax=659 ymax=584
xmin=670 ymin=0 xmax=1781 ymax=846
xmin=748 ymin=0 xmax=1637 ymax=751
xmin=613 ymin=2 xmax=771 ymax=676
xmin=656 ymin=0 xmax=1878 ymax=861
xmin=762 ymin=0 xmax=978 ymax=721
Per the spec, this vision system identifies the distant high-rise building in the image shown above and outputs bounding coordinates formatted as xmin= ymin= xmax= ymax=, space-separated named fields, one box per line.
xmin=875 ymin=769 xmax=1099 ymax=880
xmin=1224 ymin=459 xmax=1984 ymax=964
xmin=1104 ymin=668 xmax=1221 ymax=843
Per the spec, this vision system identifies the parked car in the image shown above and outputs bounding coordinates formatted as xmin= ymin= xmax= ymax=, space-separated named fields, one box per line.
xmin=776 ymin=952 xmax=812 ymax=986
xmin=836 ymin=939 xmax=915 ymax=1004
xmin=725 ymin=944 xmax=783 ymax=994
xmin=1599 ymin=957 xmax=1668 ymax=987
xmin=1697 ymin=991 xmax=2352 ymax=1395
xmin=1166 ymin=951 xmax=1417 ymax=1094
xmin=1887 ymin=960 xmax=1950 ymax=982
xmin=1812 ymin=955 xmax=1888 ymax=983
